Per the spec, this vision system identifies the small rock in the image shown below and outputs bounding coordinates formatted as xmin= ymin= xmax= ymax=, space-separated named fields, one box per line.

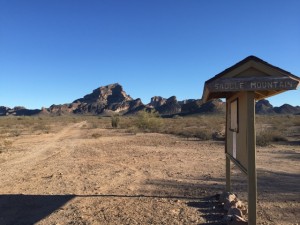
xmin=225 ymin=214 xmax=248 ymax=225
xmin=224 ymin=198 xmax=237 ymax=211
xmin=219 ymin=192 xmax=236 ymax=204
xmin=228 ymin=207 xmax=243 ymax=218
xmin=229 ymin=215 xmax=248 ymax=225
xmin=234 ymin=200 xmax=247 ymax=216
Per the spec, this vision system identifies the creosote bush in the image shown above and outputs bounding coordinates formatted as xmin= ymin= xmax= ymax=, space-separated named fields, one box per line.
xmin=256 ymin=129 xmax=288 ymax=146
xmin=135 ymin=110 xmax=163 ymax=132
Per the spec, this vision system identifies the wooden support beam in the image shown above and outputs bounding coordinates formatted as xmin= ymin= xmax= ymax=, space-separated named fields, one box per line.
xmin=246 ymin=91 xmax=257 ymax=225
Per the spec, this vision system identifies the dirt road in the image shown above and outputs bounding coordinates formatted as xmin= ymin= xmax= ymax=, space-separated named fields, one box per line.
xmin=0 ymin=122 xmax=299 ymax=224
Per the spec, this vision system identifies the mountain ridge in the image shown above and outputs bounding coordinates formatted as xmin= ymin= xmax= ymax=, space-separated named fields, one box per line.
xmin=1 ymin=83 xmax=299 ymax=116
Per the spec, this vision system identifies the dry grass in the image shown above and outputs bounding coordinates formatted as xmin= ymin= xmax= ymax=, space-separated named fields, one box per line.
xmin=0 ymin=138 xmax=13 ymax=153
xmin=256 ymin=114 xmax=299 ymax=146
xmin=160 ymin=115 xmax=225 ymax=140
xmin=118 ymin=113 xmax=226 ymax=140
xmin=0 ymin=114 xmax=298 ymax=146
xmin=256 ymin=129 xmax=288 ymax=147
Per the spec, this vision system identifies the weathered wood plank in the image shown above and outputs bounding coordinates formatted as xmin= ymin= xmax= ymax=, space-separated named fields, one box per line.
xmin=206 ymin=77 xmax=299 ymax=92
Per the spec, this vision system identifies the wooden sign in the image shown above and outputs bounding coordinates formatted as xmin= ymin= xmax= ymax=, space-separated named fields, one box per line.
xmin=202 ymin=56 xmax=300 ymax=225
xmin=206 ymin=77 xmax=299 ymax=92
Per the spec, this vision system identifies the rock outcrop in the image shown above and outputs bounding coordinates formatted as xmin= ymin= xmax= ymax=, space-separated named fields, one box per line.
xmin=0 ymin=106 xmax=10 ymax=116
xmin=274 ymin=104 xmax=300 ymax=114
xmin=0 ymin=106 xmax=41 ymax=116
xmin=148 ymin=96 xmax=166 ymax=108
xmin=196 ymin=99 xmax=225 ymax=114
xmin=255 ymin=99 xmax=300 ymax=114
xmin=48 ymin=103 xmax=79 ymax=115
xmin=156 ymin=96 xmax=182 ymax=115
xmin=47 ymin=83 xmax=144 ymax=115
xmin=181 ymin=100 xmax=203 ymax=114
xmin=255 ymin=99 xmax=275 ymax=114
xmin=74 ymin=83 xmax=133 ymax=105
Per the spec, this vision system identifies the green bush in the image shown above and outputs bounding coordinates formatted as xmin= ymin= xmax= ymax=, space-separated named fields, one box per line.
xmin=135 ymin=110 xmax=163 ymax=132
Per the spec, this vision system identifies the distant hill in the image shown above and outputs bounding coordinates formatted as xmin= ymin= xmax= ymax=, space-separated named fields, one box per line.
xmin=1 ymin=83 xmax=299 ymax=116
xmin=255 ymin=99 xmax=300 ymax=115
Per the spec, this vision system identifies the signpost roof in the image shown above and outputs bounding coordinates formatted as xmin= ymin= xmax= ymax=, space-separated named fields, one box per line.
xmin=202 ymin=56 xmax=300 ymax=102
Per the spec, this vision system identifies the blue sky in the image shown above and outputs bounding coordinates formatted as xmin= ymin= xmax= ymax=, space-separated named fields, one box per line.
xmin=1 ymin=0 xmax=299 ymax=109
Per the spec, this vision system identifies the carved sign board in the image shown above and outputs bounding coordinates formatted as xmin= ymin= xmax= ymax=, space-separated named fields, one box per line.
xmin=206 ymin=77 xmax=299 ymax=92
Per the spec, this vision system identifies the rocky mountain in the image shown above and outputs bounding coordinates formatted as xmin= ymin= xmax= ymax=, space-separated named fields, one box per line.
xmin=48 ymin=83 xmax=145 ymax=115
xmin=0 ymin=106 xmax=41 ymax=116
xmin=255 ymin=99 xmax=300 ymax=114
xmin=179 ymin=99 xmax=226 ymax=115
xmin=274 ymin=104 xmax=300 ymax=114
xmin=0 ymin=83 xmax=299 ymax=116
xmin=156 ymin=96 xmax=182 ymax=115
xmin=255 ymin=99 xmax=275 ymax=114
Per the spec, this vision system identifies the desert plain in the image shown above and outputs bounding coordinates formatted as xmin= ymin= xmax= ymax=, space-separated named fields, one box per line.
xmin=0 ymin=115 xmax=299 ymax=225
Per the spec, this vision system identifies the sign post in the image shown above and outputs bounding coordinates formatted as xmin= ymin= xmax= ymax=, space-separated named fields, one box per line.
xmin=202 ymin=56 xmax=300 ymax=225
xmin=246 ymin=91 xmax=256 ymax=225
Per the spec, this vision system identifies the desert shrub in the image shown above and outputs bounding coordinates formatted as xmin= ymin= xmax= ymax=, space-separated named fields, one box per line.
xmin=272 ymin=135 xmax=288 ymax=142
xmin=195 ymin=130 xmax=212 ymax=140
xmin=256 ymin=129 xmax=288 ymax=146
xmin=89 ymin=122 xmax=98 ymax=129
xmin=293 ymin=115 xmax=300 ymax=126
xmin=91 ymin=133 xmax=102 ymax=138
xmin=111 ymin=115 xmax=120 ymax=128
xmin=135 ymin=110 xmax=163 ymax=132
xmin=256 ymin=131 xmax=272 ymax=147
xmin=11 ymin=130 xmax=21 ymax=137
xmin=157 ymin=115 xmax=224 ymax=141
xmin=32 ymin=122 xmax=50 ymax=134
xmin=175 ymin=127 xmax=213 ymax=140
xmin=0 ymin=139 xmax=13 ymax=152
xmin=177 ymin=129 xmax=195 ymax=139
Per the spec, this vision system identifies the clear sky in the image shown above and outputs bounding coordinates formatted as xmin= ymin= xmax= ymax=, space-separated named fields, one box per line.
xmin=1 ymin=0 xmax=299 ymax=109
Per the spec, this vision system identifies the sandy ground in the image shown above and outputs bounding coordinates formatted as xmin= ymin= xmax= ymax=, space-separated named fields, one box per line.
xmin=0 ymin=121 xmax=299 ymax=225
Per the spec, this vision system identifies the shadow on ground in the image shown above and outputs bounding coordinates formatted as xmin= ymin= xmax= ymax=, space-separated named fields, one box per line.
xmin=141 ymin=179 xmax=227 ymax=224
xmin=187 ymin=196 xmax=226 ymax=225
xmin=257 ymin=169 xmax=300 ymax=201
xmin=0 ymin=194 xmax=75 ymax=225
xmin=0 ymin=193 xmax=226 ymax=225
xmin=1 ymin=168 xmax=298 ymax=224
